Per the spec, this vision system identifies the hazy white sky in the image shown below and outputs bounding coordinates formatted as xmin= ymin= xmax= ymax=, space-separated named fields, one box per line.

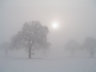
xmin=0 ymin=0 xmax=96 ymax=57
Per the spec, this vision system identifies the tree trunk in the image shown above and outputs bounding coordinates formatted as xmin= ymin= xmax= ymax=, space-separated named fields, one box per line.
xmin=28 ymin=42 xmax=33 ymax=59
xmin=28 ymin=46 xmax=32 ymax=59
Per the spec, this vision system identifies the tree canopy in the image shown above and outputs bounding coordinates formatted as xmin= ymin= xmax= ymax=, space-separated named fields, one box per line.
xmin=10 ymin=21 xmax=50 ymax=59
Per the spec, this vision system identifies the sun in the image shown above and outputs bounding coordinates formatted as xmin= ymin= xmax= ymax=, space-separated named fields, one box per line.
xmin=51 ymin=21 xmax=59 ymax=29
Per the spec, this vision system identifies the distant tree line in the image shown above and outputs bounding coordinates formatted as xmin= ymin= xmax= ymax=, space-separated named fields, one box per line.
xmin=1 ymin=21 xmax=96 ymax=59
xmin=65 ymin=37 xmax=96 ymax=58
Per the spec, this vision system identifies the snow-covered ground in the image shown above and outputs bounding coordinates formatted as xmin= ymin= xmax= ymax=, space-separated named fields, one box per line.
xmin=0 ymin=48 xmax=96 ymax=72
xmin=0 ymin=57 xmax=96 ymax=72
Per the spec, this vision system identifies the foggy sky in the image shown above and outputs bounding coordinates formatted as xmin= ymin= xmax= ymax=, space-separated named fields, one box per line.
xmin=0 ymin=0 xmax=96 ymax=58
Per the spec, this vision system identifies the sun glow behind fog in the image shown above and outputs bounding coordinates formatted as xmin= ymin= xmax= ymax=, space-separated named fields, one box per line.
xmin=51 ymin=21 xmax=59 ymax=30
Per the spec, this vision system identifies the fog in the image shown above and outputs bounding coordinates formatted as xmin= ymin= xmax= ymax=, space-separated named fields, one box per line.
xmin=0 ymin=0 xmax=96 ymax=58
xmin=0 ymin=0 xmax=96 ymax=72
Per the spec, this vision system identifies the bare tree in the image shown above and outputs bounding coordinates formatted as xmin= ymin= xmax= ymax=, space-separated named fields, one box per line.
xmin=0 ymin=42 xmax=10 ymax=57
xmin=10 ymin=21 xmax=50 ymax=59
xmin=83 ymin=37 xmax=96 ymax=58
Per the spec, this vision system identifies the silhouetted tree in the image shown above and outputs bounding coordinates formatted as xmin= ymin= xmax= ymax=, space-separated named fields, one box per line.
xmin=83 ymin=37 xmax=96 ymax=58
xmin=10 ymin=21 xmax=50 ymax=59
xmin=0 ymin=42 xmax=10 ymax=57
xmin=65 ymin=40 xmax=80 ymax=56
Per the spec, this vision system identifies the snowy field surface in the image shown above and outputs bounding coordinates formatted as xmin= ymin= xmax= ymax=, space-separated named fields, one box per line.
xmin=0 ymin=57 xmax=96 ymax=72
xmin=0 ymin=49 xmax=96 ymax=72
